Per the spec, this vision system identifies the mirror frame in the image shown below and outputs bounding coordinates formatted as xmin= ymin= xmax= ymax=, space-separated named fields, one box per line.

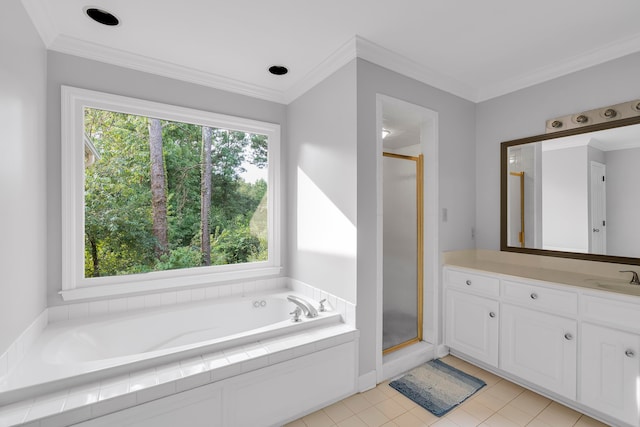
xmin=500 ymin=115 xmax=640 ymax=266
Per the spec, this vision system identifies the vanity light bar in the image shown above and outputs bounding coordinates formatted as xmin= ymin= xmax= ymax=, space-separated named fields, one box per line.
xmin=545 ymin=99 xmax=640 ymax=133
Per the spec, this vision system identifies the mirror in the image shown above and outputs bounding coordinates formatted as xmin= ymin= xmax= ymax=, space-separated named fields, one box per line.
xmin=501 ymin=116 xmax=640 ymax=265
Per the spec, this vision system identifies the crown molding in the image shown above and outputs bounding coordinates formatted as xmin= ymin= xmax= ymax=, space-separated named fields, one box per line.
xmin=283 ymin=37 xmax=358 ymax=104
xmin=476 ymin=32 xmax=640 ymax=102
xmin=20 ymin=0 xmax=57 ymax=46
xmin=49 ymin=34 xmax=286 ymax=104
xmin=22 ymin=0 xmax=640 ymax=107
xmin=354 ymin=36 xmax=479 ymax=102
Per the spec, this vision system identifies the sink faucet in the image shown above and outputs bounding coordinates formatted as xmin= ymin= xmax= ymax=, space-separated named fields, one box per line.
xmin=620 ymin=270 xmax=640 ymax=285
xmin=287 ymin=295 xmax=318 ymax=318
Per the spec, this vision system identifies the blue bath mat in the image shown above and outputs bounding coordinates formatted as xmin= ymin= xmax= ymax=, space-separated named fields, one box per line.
xmin=389 ymin=359 xmax=486 ymax=417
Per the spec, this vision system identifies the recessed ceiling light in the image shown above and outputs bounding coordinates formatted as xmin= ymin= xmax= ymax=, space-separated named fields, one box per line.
xmin=85 ymin=7 xmax=120 ymax=26
xmin=268 ymin=65 xmax=288 ymax=76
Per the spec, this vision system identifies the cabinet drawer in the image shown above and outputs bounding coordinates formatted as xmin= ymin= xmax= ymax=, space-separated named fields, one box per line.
xmin=445 ymin=268 xmax=499 ymax=297
xmin=582 ymin=295 xmax=640 ymax=332
xmin=502 ymin=280 xmax=577 ymax=315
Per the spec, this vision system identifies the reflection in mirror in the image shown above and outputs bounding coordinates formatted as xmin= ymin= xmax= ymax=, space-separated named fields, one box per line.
xmin=501 ymin=117 xmax=640 ymax=265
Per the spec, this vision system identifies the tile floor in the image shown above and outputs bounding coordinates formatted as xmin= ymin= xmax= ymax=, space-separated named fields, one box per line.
xmin=285 ymin=355 xmax=610 ymax=427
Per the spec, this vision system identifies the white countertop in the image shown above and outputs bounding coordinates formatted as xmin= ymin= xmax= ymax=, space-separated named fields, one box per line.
xmin=444 ymin=250 xmax=640 ymax=297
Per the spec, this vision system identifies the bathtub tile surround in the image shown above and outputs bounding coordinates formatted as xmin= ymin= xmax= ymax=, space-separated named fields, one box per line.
xmin=46 ymin=276 xmax=288 ymax=324
xmin=289 ymin=278 xmax=356 ymax=327
xmin=0 ymin=312 xmax=47 ymax=387
xmin=0 ymin=279 xmax=357 ymax=426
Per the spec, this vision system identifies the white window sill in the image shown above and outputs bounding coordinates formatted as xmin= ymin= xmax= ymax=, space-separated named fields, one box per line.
xmin=59 ymin=266 xmax=283 ymax=301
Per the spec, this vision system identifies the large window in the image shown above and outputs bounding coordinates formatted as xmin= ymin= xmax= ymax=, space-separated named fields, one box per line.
xmin=61 ymin=87 xmax=280 ymax=300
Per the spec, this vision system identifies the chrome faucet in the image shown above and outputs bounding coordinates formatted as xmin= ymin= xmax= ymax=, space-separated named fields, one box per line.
xmin=287 ymin=295 xmax=318 ymax=318
xmin=620 ymin=270 xmax=640 ymax=285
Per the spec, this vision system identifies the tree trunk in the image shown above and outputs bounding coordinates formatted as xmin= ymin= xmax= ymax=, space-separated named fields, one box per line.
xmin=89 ymin=236 xmax=99 ymax=277
xmin=201 ymin=126 xmax=213 ymax=265
xmin=149 ymin=118 xmax=169 ymax=258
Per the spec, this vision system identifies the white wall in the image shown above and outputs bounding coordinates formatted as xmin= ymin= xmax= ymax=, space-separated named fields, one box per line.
xmin=286 ymin=60 xmax=357 ymax=303
xmin=476 ymin=52 xmax=640 ymax=250
xmin=46 ymin=52 xmax=287 ymax=304
xmin=541 ymin=146 xmax=589 ymax=252
xmin=605 ymin=147 xmax=640 ymax=258
xmin=357 ymin=59 xmax=476 ymax=377
xmin=0 ymin=0 xmax=48 ymax=352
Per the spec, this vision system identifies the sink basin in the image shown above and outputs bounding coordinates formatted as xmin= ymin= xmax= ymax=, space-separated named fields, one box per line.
xmin=584 ymin=278 xmax=639 ymax=290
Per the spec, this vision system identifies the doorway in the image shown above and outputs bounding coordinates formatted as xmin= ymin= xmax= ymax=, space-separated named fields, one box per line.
xmin=375 ymin=94 xmax=439 ymax=384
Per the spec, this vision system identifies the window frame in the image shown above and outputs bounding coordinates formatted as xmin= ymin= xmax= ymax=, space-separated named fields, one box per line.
xmin=61 ymin=86 xmax=281 ymax=301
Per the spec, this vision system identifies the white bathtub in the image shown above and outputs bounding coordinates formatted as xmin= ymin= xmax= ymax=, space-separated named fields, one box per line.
xmin=0 ymin=290 xmax=341 ymax=405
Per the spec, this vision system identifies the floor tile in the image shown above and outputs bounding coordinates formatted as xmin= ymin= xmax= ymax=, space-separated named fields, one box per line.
xmin=375 ymin=398 xmax=407 ymax=420
xmin=431 ymin=418 xmax=459 ymax=427
xmin=363 ymin=388 xmax=389 ymax=405
xmin=534 ymin=402 xmax=581 ymax=427
xmin=323 ymin=401 xmax=355 ymax=423
xmin=473 ymin=391 xmax=510 ymax=412
xmin=408 ymin=407 xmax=439 ymax=425
xmin=343 ymin=394 xmax=374 ymax=414
xmin=484 ymin=381 xmax=524 ymax=403
xmin=573 ymin=415 xmax=610 ymax=427
xmin=393 ymin=395 xmax=418 ymax=411
xmin=472 ymin=370 xmax=502 ymax=387
xmin=379 ymin=382 xmax=400 ymax=398
xmin=356 ymin=406 xmax=390 ymax=427
xmin=481 ymin=413 xmax=520 ymax=427
xmin=446 ymin=407 xmax=482 ymax=426
xmin=508 ymin=390 xmax=550 ymax=417
xmin=284 ymin=420 xmax=307 ymax=427
xmin=391 ymin=412 xmax=430 ymax=427
xmin=459 ymin=400 xmax=494 ymax=423
xmin=524 ymin=419 xmax=552 ymax=427
xmin=497 ymin=403 xmax=534 ymax=426
xmin=303 ymin=409 xmax=336 ymax=427
xmin=337 ymin=415 xmax=368 ymax=427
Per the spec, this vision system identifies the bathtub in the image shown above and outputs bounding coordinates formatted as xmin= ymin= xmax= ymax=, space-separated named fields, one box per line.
xmin=0 ymin=290 xmax=342 ymax=406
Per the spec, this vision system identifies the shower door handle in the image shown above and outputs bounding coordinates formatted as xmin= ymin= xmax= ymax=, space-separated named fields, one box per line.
xmin=593 ymin=228 xmax=600 ymax=232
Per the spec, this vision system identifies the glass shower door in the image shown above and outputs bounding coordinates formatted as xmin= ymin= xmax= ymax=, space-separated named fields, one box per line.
xmin=382 ymin=153 xmax=423 ymax=354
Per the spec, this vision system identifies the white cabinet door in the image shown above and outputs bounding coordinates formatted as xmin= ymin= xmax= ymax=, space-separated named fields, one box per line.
xmin=580 ymin=323 xmax=640 ymax=427
xmin=500 ymin=304 xmax=576 ymax=399
xmin=445 ymin=289 xmax=499 ymax=366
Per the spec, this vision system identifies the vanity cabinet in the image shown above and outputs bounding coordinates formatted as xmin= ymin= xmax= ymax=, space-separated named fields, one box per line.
xmin=580 ymin=323 xmax=640 ymax=426
xmin=500 ymin=304 xmax=576 ymax=399
xmin=444 ymin=269 xmax=499 ymax=366
xmin=445 ymin=290 xmax=498 ymax=366
xmin=444 ymin=265 xmax=640 ymax=427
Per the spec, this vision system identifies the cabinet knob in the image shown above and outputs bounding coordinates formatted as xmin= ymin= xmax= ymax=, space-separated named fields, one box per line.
xmin=626 ymin=350 xmax=635 ymax=358
xmin=489 ymin=312 xmax=496 ymax=318
xmin=564 ymin=332 xmax=573 ymax=340
xmin=466 ymin=280 xmax=472 ymax=286
xmin=530 ymin=293 xmax=538 ymax=300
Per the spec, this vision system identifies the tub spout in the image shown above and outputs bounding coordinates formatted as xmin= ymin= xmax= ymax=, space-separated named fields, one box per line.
xmin=287 ymin=295 xmax=318 ymax=318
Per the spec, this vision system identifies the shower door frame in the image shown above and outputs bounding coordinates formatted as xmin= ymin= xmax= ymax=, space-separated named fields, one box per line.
xmin=382 ymin=152 xmax=424 ymax=355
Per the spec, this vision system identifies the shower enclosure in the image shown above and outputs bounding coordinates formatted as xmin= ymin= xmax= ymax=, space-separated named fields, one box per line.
xmin=382 ymin=152 xmax=423 ymax=354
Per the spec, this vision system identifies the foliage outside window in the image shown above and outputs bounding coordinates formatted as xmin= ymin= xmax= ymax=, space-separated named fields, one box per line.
xmin=61 ymin=87 xmax=280 ymax=299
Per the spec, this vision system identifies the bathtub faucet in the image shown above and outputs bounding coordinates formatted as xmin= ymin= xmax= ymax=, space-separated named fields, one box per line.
xmin=287 ymin=295 xmax=319 ymax=318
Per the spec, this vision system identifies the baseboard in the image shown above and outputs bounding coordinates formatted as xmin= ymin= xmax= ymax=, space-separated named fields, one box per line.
xmin=436 ymin=344 xmax=449 ymax=358
xmin=358 ymin=370 xmax=377 ymax=392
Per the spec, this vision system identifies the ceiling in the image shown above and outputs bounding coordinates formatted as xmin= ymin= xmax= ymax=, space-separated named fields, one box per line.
xmin=21 ymin=0 xmax=640 ymax=104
